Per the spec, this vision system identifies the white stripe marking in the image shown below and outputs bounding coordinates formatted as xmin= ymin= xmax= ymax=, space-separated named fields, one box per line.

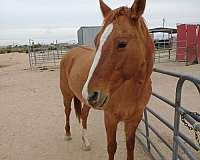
xmin=82 ymin=23 xmax=113 ymax=101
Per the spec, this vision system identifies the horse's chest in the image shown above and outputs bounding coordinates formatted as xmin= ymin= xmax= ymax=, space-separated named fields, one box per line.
xmin=111 ymin=101 xmax=138 ymax=121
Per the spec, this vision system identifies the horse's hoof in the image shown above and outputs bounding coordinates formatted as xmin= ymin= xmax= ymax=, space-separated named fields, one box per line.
xmin=82 ymin=144 xmax=91 ymax=151
xmin=64 ymin=135 xmax=72 ymax=141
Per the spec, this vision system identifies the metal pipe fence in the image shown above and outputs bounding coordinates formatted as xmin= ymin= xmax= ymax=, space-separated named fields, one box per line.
xmin=154 ymin=40 xmax=176 ymax=63
xmin=28 ymin=40 xmax=68 ymax=70
xmin=138 ymin=68 xmax=200 ymax=160
xmin=155 ymin=39 xmax=197 ymax=66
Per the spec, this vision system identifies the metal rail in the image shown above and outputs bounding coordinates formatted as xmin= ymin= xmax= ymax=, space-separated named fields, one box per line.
xmin=28 ymin=40 xmax=67 ymax=69
xmin=138 ymin=68 xmax=200 ymax=160
xmin=155 ymin=39 xmax=198 ymax=66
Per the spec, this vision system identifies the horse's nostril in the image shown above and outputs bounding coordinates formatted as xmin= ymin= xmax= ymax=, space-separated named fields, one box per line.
xmin=88 ymin=91 xmax=99 ymax=105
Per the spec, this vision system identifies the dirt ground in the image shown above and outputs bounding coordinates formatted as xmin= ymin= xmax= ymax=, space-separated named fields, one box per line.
xmin=0 ymin=53 xmax=199 ymax=160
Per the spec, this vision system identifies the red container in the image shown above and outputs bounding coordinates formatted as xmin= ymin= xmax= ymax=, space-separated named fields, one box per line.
xmin=186 ymin=25 xmax=197 ymax=65
xmin=198 ymin=27 xmax=200 ymax=63
xmin=176 ymin=24 xmax=187 ymax=62
xmin=176 ymin=24 xmax=200 ymax=64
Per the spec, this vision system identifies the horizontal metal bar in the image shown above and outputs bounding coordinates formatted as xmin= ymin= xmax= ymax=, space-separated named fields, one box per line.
xmin=146 ymin=107 xmax=199 ymax=151
xmin=181 ymin=107 xmax=200 ymax=122
xmin=178 ymin=108 xmax=200 ymax=131
xmin=175 ymin=136 xmax=198 ymax=160
xmin=153 ymin=68 xmax=200 ymax=84
xmin=153 ymin=68 xmax=182 ymax=78
xmin=152 ymin=92 xmax=175 ymax=108
xmin=137 ymin=129 xmax=165 ymax=160
xmin=135 ymin=134 xmax=156 ymax=160
xmin=141 ymin=119 xmax=173 ymax=150
xmin=152 ymin=94 xmax=200 ymax=131
xmin=146 ymin=107 xmax=174 ymax=130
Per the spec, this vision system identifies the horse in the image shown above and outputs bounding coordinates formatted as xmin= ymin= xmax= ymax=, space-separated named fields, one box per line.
xmin=60 ymin=0 xmax=154 ymax=159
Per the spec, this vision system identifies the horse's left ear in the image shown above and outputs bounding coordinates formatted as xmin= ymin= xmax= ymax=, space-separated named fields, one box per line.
xmin=131 ymin=0 xmax=146 ymax=19
xmin=99 ymin=0 xmax=112 ymax=18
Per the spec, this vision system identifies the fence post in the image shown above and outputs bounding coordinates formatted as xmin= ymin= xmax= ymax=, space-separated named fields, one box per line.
xmin=173 ymin=78 xmax=185 ymax=160
xmin=144 ymin=108 xmax=151 ymax=152
xmin=28 ymin=45 xmax=32 ymax=69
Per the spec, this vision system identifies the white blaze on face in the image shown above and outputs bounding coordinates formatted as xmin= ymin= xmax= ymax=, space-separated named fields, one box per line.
xmin=82 ymin=23 xmax=113 ymax=101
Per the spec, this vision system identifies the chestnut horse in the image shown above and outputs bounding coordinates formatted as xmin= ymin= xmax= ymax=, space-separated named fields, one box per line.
xmin=60 ymin=0 xmax=154 ymax=159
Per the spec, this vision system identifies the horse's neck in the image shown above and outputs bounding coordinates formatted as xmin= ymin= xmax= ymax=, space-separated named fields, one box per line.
xmin=112 ymin=78 xmax=144 ymax=105
xmin=108 ymin=78 xmax=149 ymax=120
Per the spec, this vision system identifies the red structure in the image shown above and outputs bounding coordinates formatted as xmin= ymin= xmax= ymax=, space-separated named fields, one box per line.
xmin=176 ymin=24 xmax=200 ymax=65
xmin=176 ymin=24 xmax=187 ymax=62
xmin=198 ymin=28 xmax=200 ymax=63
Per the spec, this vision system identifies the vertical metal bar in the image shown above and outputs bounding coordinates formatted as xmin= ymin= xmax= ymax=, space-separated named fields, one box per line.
xmin=42 ymin=48 xmax=45 ymax=64
xmin=28 ymin=39 xmax=32 ymax=69
xmin=164 ymin=34 xmax=166 ymax=49
xmin=158 ymin=50 xmax=161 ymax=63
xmin=53 ymin=48 xmax=56 ymax=66
xmin=56 ymin=40 xmax=59 ymax=60
xmin=47 ymin=49 xmax=50 ymax=59
xmin=173 ymin=78 xmax=185 ymax=160
xmin=175 ymin=137 xmax=197 ymax=160
xmin=144 ymin=108 xmax=151 ymax=152
xmin=33 ymin=43 xmax=37 ymax=66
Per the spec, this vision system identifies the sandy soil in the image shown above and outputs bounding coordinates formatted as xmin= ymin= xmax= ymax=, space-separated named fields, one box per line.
xmin=0 ymin=53 xmax=199 ymax=160
xmin=0 ymin=53 xmax=151 ymax=160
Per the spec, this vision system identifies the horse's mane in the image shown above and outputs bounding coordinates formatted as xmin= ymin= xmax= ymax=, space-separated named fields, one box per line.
xmin=103 ymin=6 xmax=149 ymax=39
xmin=79 ymin=46 xmax=94 ymax=51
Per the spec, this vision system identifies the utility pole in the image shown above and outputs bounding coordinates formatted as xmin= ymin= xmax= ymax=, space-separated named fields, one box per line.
xmin=162 ymin=18 xmax=165 ymax=28
xmin=162 ymin=18 xmax=166 ymax=48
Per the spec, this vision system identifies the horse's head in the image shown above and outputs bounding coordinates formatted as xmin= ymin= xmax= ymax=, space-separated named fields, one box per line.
xmin=82 ymin=0 xmax=154 ymax=110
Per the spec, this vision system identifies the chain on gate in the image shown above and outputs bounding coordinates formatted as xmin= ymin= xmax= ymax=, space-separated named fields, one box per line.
xmin=181 ymin=112 xmax=200 ymax=152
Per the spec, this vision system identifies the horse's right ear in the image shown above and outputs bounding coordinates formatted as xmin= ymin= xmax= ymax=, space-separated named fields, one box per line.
xmin=99 ymin=0 xmax=112 ymax=18
xmin=131 ymin=0 xmax=146 ymax=20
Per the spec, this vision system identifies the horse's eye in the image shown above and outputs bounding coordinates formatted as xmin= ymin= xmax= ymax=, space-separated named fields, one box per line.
xmin=117 ymin=41 xmax=127 ymax=49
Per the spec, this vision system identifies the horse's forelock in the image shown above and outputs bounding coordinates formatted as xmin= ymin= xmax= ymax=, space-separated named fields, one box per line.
xmin=103 ymin=7 xmax=130 ymax=25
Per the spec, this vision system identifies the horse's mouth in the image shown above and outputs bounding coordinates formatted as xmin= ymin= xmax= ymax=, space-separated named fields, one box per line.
xmin=93 ymin=96 xmax=108 ymax=110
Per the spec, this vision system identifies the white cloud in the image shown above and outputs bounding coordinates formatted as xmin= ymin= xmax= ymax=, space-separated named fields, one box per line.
xmin=0 ymin=27 xmax=77 ymax=45
xmin=1 ymin=0 xmax=200 ymax=45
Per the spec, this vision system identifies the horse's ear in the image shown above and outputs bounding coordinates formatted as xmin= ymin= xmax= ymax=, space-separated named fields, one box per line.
xmin=99 ymin=0 xmax=112 ymax=18
xmin=131 ymin=0 xmax=146 ymax=19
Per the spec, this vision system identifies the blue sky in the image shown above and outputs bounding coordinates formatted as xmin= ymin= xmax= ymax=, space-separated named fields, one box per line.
xmin=0 ymin=0 xmax=200 ymax=46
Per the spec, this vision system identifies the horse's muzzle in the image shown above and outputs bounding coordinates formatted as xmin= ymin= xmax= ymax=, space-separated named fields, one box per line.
xmin=87 ymin=91 xmax=108 ymax=109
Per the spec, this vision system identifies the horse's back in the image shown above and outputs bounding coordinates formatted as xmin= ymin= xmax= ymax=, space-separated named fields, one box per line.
xmin=60 ymin=46 xmax=95 ymax=102
xmin=61 ymin=46 xmax=94 ymax=68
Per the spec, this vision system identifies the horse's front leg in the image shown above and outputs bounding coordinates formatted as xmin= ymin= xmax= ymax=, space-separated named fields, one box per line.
xmin=104 ymin=112 xmax=118 ymax=160
xmin=124 ymin=121 xmax=138 ymax=160
xmin=81 ymin=104 xmax=91 ymax=151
